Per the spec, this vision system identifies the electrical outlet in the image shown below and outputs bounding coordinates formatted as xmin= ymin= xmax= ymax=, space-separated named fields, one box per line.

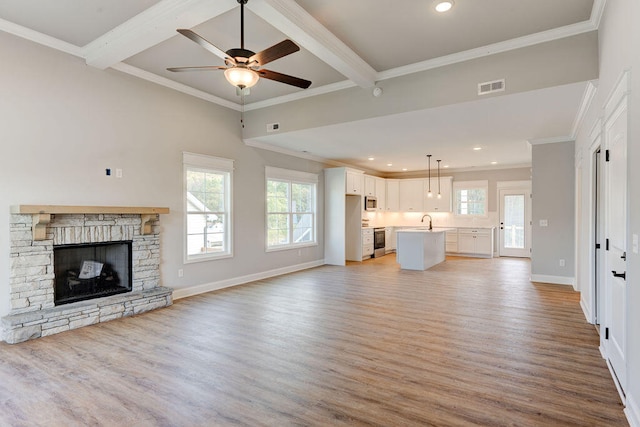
xmin=116 ymin=168 xmax=123 ymax=178
xmin=178 ymin=269 xmax=183 ymax=278
xmin=633 ymin=234 xmax=639 ymax=254
xmin=559 ymin=259 xmax=565 ymax=267
xmin=539 ymin=219 xmax=548 ymax=227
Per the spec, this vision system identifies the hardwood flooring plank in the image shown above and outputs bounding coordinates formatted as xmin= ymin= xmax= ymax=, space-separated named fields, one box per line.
xmin=0 ymin=255 xmax=627 ymax=426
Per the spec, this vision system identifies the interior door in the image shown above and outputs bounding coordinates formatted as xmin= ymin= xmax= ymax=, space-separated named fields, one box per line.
xmin=604 ymin=102 xmax=628 ymax=392
xmin=499 ymin=186 xmax=531 ymax=257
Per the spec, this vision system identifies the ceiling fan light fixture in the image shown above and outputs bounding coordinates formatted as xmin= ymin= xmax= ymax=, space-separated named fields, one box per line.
xmin=224 ymin=67 xmax=259 ymax=89
xmin=435 ymin=1 xmax=454 ymax=12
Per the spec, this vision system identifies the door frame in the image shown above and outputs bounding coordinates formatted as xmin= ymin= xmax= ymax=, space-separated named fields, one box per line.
xmin=497 ymin=180 xmax=532 ymax=258
xmin=585 ymin=120 xmax=603 ymax=326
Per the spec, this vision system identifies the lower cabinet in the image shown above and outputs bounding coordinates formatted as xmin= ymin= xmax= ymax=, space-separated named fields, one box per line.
xmin=362 ymin=228 xmax=374 ymax=260
xmin=457 ymin=228 xmax=493 ymax=257
xmin=385 ymin=227 xmax=396 ymax=253
xmin=445 ymin=230 xmax=458 ymax=253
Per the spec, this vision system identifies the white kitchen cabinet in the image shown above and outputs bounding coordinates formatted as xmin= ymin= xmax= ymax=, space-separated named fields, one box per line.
xmin=457 ymin=228 xmax=493 ymax=257
xmin=362 ymin=228 xmax=374 ymax=260
xmin=385 ymin=227 xmax=396 ymax=253
xmin=346 ymin=170 xmax=364 ymax=195
xmin=399 ymin=179 xmax=424 ymax=212
xmin=375 ymin=177 xmax=386 ymax=211
xmin=424 ymin=176 xmax=453 ymax=212
xmin=364 ymin=175 xmax=376 ymax=196
xmin=386 ymin=179 xmax=400 ymax=211
xmin=445 ymin=229 xmax=458 ymax=253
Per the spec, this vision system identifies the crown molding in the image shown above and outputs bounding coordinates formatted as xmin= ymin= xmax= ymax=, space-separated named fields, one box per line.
xmin=528 ymin=136 xmax=575 ymax=146
xmin=570 ymin=80 xmax=598 ymax=137
xmin=0 ymin=18 xmax=83 ymax=57
xmin=243 ymin=139 xmax=349 ymax=168
xmin=111 ymin=62 xmax=241 ymax=111
xmin=377 ymin=20 xmax=596 ymax=82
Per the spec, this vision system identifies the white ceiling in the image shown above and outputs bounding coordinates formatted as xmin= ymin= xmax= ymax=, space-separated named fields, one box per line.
xmin=0 ymin=0 xmax=599 ymax=172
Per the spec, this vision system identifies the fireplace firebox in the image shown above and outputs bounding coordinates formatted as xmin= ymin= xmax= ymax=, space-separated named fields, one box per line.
xmin=53 ymin=241 xmax=133 ymax=305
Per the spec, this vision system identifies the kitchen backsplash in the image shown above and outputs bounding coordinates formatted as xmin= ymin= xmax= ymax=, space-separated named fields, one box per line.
xmin=363 ymin=211 xmax=498 ymax=228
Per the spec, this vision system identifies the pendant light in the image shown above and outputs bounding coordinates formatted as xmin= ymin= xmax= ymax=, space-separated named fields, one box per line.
xmin=437 ymin=159 xmax=442 ymax=199
xmin=426 ymin=155 xmax=433 ymax=198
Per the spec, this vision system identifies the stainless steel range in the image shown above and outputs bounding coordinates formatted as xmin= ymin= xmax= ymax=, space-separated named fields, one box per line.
xmin=373 ymin=227 xmax=386 ymax=258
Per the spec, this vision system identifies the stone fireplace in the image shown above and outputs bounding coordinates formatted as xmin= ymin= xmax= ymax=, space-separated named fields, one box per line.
xmin=2 ymin=205 xmax=172 ymax=344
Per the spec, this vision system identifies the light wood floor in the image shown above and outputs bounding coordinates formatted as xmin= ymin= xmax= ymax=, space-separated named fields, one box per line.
xmin=0 ymin=255 xmax=627 ymax=426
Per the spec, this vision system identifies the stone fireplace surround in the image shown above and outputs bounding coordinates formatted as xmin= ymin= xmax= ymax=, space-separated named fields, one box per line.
xmin=2 ymin=205 xmax=172 ymax=344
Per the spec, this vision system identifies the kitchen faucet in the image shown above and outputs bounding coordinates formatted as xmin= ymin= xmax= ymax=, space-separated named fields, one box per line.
xmin=421 ymin=214 xmax=433 ymax=230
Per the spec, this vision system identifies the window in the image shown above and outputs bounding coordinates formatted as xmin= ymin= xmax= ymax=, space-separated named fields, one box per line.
xmin=266 ymin=167 xmax=318 ymax=251
xmin=183 ymin=152 xmax=233 ymax=262
xmin=454 ymin=180 xmax=488 ymax=216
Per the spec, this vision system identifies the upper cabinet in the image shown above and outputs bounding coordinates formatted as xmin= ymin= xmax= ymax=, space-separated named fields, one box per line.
xmin=364 ymin=175 xmax=376 ymax=196
xmin=345 ymin=170 xmax=364 ymax=195
xmin=424 ymin=176 xmax=453 ymax=212
xmin=386 ymin=179 xmax=400 ymax=211
xmin=399 ymin=179 xmax=424 ymax=212
xmin=374 ymin=177 xmax=386 ymax=211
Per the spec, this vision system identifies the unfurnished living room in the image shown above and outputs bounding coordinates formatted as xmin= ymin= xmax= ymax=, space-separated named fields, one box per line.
xmin=0 ymin=1 xmax=638 ymax=426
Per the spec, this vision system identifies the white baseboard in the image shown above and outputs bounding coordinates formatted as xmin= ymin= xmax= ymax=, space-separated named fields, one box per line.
xmin=625 ymin=393 xmax=640 ymax=427
xmin=580 ymin=298 xmax=593 ymax=324
xmin=530 ymin=274 xmax=575 ymax=286
xmin=171 ymin=260 xmax=325 ymax=300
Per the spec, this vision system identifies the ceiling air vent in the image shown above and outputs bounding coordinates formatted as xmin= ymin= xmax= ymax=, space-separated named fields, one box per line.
xmin=478 ymin=79 xmax=505 ymax=96
xmin=267 ymin=123 xmax=280 ymax=132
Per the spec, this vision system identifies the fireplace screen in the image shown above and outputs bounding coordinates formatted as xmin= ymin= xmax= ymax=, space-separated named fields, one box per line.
xmin=53 ymin=241 xmax=132 ymax=305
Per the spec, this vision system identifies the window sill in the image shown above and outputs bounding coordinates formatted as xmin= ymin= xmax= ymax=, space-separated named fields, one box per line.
xmin=266 ymin=242 xmax=318 ymax=253
xmin=184 ymin=252 xmax=233 ymax=264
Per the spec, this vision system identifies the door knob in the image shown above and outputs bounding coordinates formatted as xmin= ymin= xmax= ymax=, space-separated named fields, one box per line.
xmin=611 ymin=270 xmax=626 ymax=280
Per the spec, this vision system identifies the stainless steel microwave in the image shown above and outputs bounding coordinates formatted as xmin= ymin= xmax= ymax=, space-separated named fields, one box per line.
xmin=364 ymin=196 xmax=377 ymax=211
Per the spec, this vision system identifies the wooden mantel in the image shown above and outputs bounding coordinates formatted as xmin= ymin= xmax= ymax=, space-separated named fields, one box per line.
xmin=11 ymin=205 xmax=170 ymax=240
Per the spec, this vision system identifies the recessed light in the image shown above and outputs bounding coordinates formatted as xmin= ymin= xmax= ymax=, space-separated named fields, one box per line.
xmin=402 ymin=168 xmax=408 ymax=171
xmin=435 ymin=1 xmax=454 ymax=13
xmin=443 ymin=165 xmax=450 ymax=168
xmin=387 ymin=163 xmax=393 ymax=167
xmin=473 ymin=147 xmax=482 ymax=151
xmin=368 ymin=157 xmax=375 ymax=161
xmin=491 ymin=161 xmax=498 ymax=165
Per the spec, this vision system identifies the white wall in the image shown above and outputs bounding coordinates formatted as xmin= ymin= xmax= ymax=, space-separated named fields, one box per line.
xmin=0 ymin=31 xmax=327 ymax=317
xmin=574 ymin=0 xmax=640 ymax=423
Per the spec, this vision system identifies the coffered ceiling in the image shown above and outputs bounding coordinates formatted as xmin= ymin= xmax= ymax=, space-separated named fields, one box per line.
xmin=0 ymin=0 xmax=600 ymax=171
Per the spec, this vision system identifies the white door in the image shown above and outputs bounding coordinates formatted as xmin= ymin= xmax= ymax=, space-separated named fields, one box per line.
xmin=499 ymin=186 xmax=531 ymax=257
xmin=604 ymin=100 xmax=628 ymax=392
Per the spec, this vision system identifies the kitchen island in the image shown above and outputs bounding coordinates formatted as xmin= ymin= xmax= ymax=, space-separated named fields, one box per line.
xmin=396 ymin=228 xmax=454 ymax=270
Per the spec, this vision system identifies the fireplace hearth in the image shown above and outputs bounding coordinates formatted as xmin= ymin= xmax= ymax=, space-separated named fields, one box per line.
xmin=3 ymin=206 xmax=172 ymax=344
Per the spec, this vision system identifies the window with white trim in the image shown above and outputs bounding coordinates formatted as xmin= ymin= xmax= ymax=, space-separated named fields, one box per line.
xmin=183 ymin=152 xmax=233 ymax=262
xmin=453 ymin=180 xmax=488 ymax=216
xmin=266 ymin=167 xmax=318 ymax=250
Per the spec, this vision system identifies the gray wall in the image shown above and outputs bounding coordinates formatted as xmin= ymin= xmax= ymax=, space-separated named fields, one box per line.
xmin=244 ymin=32 xmax=598 ymax=141
xmin=531 ymin=142 xmax=575 ymax=280
xmin=0 ymin=31 xmax=328 ymax=316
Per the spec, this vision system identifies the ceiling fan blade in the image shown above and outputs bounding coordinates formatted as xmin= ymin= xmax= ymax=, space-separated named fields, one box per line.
xmin=258 ymin=69 xmax=311 ymax=89
xmin=177 ymin=29 xmax=228 ymax=61
xmin=167 ymin=66 xmax=226 ymax=72
xmin=249 ymin=39 xmax=300 ymax=66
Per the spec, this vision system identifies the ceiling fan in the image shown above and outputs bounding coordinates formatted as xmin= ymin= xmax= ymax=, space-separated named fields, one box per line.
xmin=167 ymin=0 xmax=311 ymax=95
